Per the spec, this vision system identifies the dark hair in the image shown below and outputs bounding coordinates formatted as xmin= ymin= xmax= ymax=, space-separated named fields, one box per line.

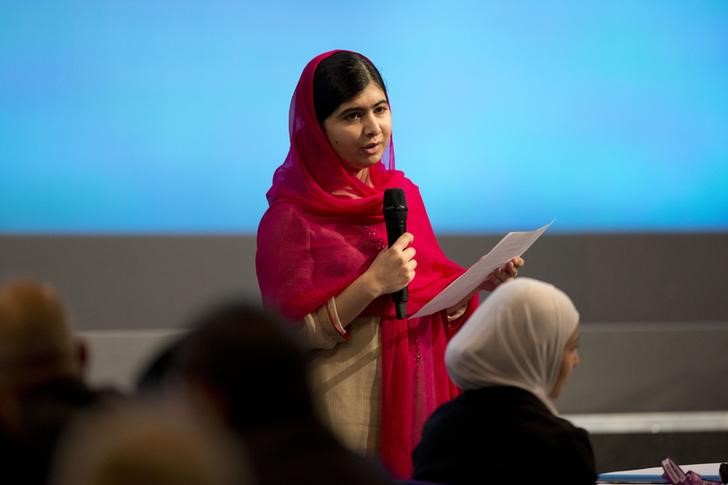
xmin=135 ymin=334 xmax=186 ymax=391
xmin=173 ymin=301 xmax=315 ymax=430
xmin=313 ymin=51 xmax=387 ymax=124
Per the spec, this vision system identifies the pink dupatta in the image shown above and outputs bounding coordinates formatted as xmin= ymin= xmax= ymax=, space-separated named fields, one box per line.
xmin=255 ymin=50 xmax=476 ymax=478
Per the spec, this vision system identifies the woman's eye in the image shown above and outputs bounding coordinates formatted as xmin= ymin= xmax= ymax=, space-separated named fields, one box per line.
xmin=344 ymin=112 xmax=361 ymax=121
xmin=374 ymin=105 xmax=388 ymax=114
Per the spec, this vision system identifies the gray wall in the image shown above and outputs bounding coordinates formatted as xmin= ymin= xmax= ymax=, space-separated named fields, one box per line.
xmin=2 ymin=233 xmax=727 ymax=413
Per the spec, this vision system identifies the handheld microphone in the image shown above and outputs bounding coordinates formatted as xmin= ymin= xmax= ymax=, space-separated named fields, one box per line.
xmin=383 ymin=188 xmax=408 ymax=319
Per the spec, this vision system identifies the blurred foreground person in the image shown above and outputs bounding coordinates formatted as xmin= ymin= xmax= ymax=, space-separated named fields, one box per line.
xmin=50 ymin=398 xmax=252 ymax=485
xmin=140 ymin=300 xmax=393 ymax=485
xmin=0 ymin=280 xmax=118 ymax=485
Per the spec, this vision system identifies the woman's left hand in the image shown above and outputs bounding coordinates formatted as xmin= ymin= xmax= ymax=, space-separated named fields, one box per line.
xmin=479 ymin=257 xmax=525 ymax=292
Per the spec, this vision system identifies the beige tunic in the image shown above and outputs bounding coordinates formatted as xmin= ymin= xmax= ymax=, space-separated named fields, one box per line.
xmin=297 ymin=297 xmax=468 ymax=457
xmin=298 ymin=298 xmax=382 ymax=456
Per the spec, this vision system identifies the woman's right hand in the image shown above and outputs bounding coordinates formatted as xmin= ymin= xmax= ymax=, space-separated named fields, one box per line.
xmin=363 ymin=232 xmax=417 ymax=297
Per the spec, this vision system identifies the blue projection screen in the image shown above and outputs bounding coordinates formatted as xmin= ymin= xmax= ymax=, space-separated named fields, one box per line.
xmin=2 ymin=1 xmax=727 ymax=233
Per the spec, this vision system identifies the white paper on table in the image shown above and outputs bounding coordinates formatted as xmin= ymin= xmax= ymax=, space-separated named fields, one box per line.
xmin=411 ymin=221 xmax=553 ymax=318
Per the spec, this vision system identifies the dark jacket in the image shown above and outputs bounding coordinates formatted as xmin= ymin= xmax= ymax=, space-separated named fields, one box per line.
xmin=0 ymin=378 xmax=120 ymax=485
xmin=412 ymin=386 xmax=596 ymax=485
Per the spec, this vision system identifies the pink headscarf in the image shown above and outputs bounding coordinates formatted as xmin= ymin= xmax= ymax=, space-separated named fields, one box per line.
xmin=256 ymin=50 xmax=477 ymax=478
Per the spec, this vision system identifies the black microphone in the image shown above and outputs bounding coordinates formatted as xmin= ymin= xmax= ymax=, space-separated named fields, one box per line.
xmin=383 ymin=188 xmax=408 ymax=319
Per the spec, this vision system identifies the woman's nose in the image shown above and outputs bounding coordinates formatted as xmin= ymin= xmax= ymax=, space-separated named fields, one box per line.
xmin=363 ymin=113 xmax=381 ymax=136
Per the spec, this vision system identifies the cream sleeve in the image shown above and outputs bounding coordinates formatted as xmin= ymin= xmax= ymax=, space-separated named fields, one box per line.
xmin=299 ymin=297 xmax=350 ymax=350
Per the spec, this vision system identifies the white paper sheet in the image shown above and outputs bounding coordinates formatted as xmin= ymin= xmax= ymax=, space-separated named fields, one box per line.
xmin=411 ymin=221 xmax=553 ymax=318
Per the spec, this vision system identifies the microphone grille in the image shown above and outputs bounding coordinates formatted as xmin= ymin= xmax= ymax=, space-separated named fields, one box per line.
xmin=383 ymin=188 xmax=406 ymax=209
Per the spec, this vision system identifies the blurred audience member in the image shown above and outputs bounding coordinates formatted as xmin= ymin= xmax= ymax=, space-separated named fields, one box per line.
xmin=49 ymin=398 xmax=251 ymax=485
xmin=412 ymin=278 xmax=596 ymax=485
xmin=139 ymin=300 xmax=393 ymax=485
xmin=0 ymin=280 xmax=118 ymax=484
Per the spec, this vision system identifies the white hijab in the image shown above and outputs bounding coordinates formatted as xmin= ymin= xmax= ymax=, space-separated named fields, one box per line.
xmin=445 ymin=278 xmax=579 ymax=415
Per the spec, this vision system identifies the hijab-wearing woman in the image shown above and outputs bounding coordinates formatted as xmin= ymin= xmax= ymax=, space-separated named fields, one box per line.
xmin=256 ymin=50 xmax=522 ymax=478
xmin=412 ymin=277 xmax=596 ymax=485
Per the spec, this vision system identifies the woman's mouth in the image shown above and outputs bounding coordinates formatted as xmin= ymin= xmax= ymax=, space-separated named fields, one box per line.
xmin=361 ymin=142 xmax=380 ymax=155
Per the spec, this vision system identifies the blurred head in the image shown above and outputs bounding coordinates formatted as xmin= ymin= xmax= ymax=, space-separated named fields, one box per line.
xmin=314 ymin=51 xmax=392 ymax=177
xmin=50 ymin=399 xmax=251 ymax=485
xmin=169 ymin=301 xmax=315 ymax=433
xmin=445 ymin=278 xmax=580 ymax=413
xmin=0 ymin=280 xmax=86 ymax=431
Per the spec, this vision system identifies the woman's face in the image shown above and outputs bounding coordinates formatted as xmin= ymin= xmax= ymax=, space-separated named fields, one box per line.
xmin=548 ymin=326 xmax=580 ymax=399
xmin=322 ymin=82 xmax=392 ymax=178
